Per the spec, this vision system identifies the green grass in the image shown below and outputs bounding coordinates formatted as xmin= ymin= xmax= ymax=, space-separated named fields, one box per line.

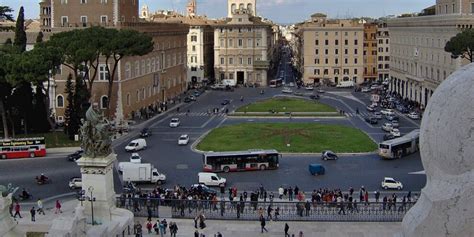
xmin=14 ymin=132 xmax=81 ymax=148
xmin=197 ymin=123 xmax=377 ymax=153
xmin=235 ymin=97 xmax=337 ymax=113
xmin=229 ymin=113 xmax=342 ymax=117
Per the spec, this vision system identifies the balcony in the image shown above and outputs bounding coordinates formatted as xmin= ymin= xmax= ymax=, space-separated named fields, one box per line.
xmin=253 ymin=60 xmax=269 ymax=69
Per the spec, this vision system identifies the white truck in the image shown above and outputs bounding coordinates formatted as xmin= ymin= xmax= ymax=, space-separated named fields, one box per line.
xmin=336 ymin=81 xmax=355 ymax=88
xmin=122 ymin=163 xmax=166 ymax=184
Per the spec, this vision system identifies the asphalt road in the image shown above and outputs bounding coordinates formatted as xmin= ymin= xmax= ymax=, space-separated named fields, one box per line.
xmin=0 ymin=52 xmax=426 ymax=201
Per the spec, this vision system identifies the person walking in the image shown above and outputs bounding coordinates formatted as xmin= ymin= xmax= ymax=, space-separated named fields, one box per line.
xmin=259 ymin=215 xmax=268 ymax=233
xmin=278 ymin=186 xmax=284 ymax=199
xmin=267 ymin=205 xmax=273 ymax=221
xmin=161 ymin=219 xmax=167 ymax=234
xmin=146 ymin=220 xmax=153 ymax=234
xmin=153 ymin=220 xmax=160 ymax=235
xmin=170 ymin=222 xmax=178 ymax=237
xmin=30 ymin=207 xmax=36 ymax=222
xmin=134 ymin=222 xmax=143 ymax=237
xmin=298 ymin=231 xmax=304 ymax=237
xmin=55 ymin=200 xmax=62 ymax=214
xmin=194 ymin=230 xmax=199 ymax=237
xmin=284 ymin=223 xmax=290 ymax=237
xmin=13 ymin=201 xmax=22 ymax=218
xmin=37 ymin=198 xmax=45 ymax=215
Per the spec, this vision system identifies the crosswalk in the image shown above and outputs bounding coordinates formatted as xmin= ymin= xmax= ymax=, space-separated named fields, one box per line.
xmin=345 ymin=112 xmax=372 ymax=117
xmin=175 ymin=112 xmax=228 ymax=117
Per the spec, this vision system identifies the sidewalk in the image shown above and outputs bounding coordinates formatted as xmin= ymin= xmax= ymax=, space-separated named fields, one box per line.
xmin=14 ymin=200 xmax=403 ymax=237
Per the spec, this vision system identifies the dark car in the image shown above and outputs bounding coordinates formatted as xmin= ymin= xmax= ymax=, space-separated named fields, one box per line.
xmin=221 ymin=99 xmax=230 ymax=105
xmin=140 ymin=128 xmax=152 ymax=137
xmin=189 ymin=184 xmax=217 ymax=196
xmin=309 ymin=94 xmax=320 ymax=100
xmin=365 ymin=117 xmax=378 ymax=124
xmin=184 ymin=97 xmax=192 ymax=103
xmin=193 ymin=91 xmax=201 ymax=97
xmin=67 ymin=149 xmax=84 ymax=161
xmin=321 ymin=150 xmax=338 ymax=160
xmin=383 ymin=134 xmax=396 ymax=141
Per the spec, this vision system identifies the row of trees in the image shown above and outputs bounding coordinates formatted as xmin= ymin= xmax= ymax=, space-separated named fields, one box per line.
xmin=0 ymin=5 xmax=153 ymax=139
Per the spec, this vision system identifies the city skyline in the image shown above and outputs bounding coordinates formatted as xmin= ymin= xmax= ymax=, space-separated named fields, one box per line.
xmin=3 ymin=0 xmax=434 ymax=23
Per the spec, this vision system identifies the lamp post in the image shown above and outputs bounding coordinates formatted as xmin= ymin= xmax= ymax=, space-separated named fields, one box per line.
xmin=88 ymin=186 xmax=97 ymax=225
xmin=78 ymin=190 xmax=86 ymax=206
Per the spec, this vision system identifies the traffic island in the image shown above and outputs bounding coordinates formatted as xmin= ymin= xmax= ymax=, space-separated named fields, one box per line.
xmin=231 ymin=97 xmax=342 ymax=117
xmin=196 ymin=123 xmax=377 ymax=153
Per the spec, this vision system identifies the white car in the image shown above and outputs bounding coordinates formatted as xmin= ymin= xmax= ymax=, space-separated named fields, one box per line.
xmin=361 ymin=87 xmax=371 ymax=93
xmin=407 ymin=112 xmax=420 ymax=120
xmin=305 ymin=86 xmax=314 ymax=90
xmin=130 ymin=153 xmax=142 ymax=163
xmin=169 ymin=118 xmax=180 ymax=127
xmin=390 ymin=128 xmax=401 ymax=137
xmin=382 ymin=122 xmax=393 ymax=132
xmin=381 ymin=177 xmax=403 ymax=190
xmin=281 ymin=87 xmax=293 ymax=94
xmin=289 ymin=82 xmax=295 ymax=87
xmin=68 ymin=177 xmax=82 ymax=189
xmin=178 ymin=134 xmax=190 ymax=145
xmin=381 ymin=109 xmax=395 ymax=115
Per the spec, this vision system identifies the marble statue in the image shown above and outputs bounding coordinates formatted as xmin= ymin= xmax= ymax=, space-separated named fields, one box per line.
xmin=80 ymin=104 xmax=112 ymax=158
xmin=398 ymin=63 xmax=474 ymax=236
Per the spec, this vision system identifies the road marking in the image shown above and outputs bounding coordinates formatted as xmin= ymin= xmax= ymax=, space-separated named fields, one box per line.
xmin=248 ymin=119 xmax=254 ymax=122
xmin=409 ymin=170 xmax=426 ymax=175
xmin=313 ymin=120 xmax=320 ymax=122
xmin=200 ymin=114 xmax=217 ymax=128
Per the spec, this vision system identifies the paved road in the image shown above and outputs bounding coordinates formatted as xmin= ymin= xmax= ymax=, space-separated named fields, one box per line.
xmin=0 ymin=52 xmax=426 ymax=201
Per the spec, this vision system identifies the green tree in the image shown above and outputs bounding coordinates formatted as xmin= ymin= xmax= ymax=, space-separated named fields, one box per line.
xmin=36 ymin=31 xmax=44 ymax=43
xmin=14 ymin=6 xmax=27 ymax=52
xmin=102 ymin=28 xmax=153 ymax=116
xmin=64 ymin=74 xmax=76 ymax=138
xmin=0 ymin=5 xmax=14 ymax=32
xmin=445 ymin=29 xmax=474 ymax=63
xmin=0 ymin=48 xmax=12 ymax=137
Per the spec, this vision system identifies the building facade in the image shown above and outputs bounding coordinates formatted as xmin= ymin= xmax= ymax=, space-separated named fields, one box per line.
xmin=363 ymin=23 xmax=378 ymax=82
xmin=214 ymin=1 xmax=273 ymax=86
xmin=377 ymin=22 xmax=390 ymax=81
xmin=387 ymin=0 xmax=474 ymax=108
xmin=296 ymin=14 xmax=364 ymax=86
xmin=39 ymin=0 xmax=188 ymax=124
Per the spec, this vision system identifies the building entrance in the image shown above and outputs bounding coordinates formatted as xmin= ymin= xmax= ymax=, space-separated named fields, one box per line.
xmin=237 ymin=71 xmax=245 ymax=85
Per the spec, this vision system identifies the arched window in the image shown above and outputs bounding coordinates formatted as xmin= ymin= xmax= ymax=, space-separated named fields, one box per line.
xmin=231 ymin=3 xmax=236 ymax=13
xmin=125 ymin=62 xmax=131 ymax=79
xmin=56 ymin=95 xmax=64 ymax=108
xmin=126 ymin=93 xmax=130 ymax=106
xmin=239 ymin=3 xmax=244 ymax=10
xmin=247 ymin=3 xmax=253 ymax=12
xmin=101 ymin=96 xmax=108 ymax=109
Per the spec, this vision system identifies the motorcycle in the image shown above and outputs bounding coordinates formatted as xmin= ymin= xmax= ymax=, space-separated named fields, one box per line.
xmin=35 ymin=176 xmax=52 ymax=185
xmin=18 ymin=191 xmax=33 ymax=201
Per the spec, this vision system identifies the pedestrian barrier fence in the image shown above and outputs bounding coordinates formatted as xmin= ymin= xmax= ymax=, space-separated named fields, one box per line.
xmin=115 ymin=197 xmax=415 ymax=222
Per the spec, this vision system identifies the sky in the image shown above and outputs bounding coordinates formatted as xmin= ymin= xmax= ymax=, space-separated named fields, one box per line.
xmin=2 ymin=0 xmax=434 ymax=24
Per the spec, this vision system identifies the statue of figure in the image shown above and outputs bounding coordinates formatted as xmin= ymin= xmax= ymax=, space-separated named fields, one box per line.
xmin=79 ymin=105 xmax=112 ymax=158
xmin=0 ymin=183 xmax=18 ymax=197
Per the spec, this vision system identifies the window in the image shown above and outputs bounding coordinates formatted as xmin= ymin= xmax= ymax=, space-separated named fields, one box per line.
xmin=335 ymin=49 xmax=338 ymax=54
xmin=344 ymin=39 xmax=348 ymax=45
xmin=80 ymin=16 xmax=87 ymax=26
xmin=61 ymin=16 xmax=68 ymax=26
xmin=134 ymin=61 xmax=139 ymax=77
xmin=354 ymin=69 xmax=358 ymax=74
xmin=191 ymin=35 xmax=197 ymax=42
xmin=146 ymin=59 xmax=151 ymax=73
xmin=335 ymin=58 xmax=339 ymax=64
xmin=248 ymin=57 xmax=252 ymax=65
xmin=239 ymin=57 xmax=243 ymax=65
xmin=315 ymin=40 xmax=319 ymax=45
xmin=325 ymin=39 xmax=329 ymax=45
xmin=101 ymin=0 xmax=107 ymax=3
xmin=313 ymin=69 xmax=320 ymax=75
xmin=354 ymin=40 xmax=358 ymax=45
xmin=220 ymin=57 xmax=224 ymax=65
xmin=325 ymin=49 xmax=328 ymax=55
xmin=56 ymin=95 xmax=64 ymax=108
xmin=238 ymin=39 xmax=243 ymax=47
xmin=142 ymin=88 xmax=146 ymax=100
xmin=314 ymin=58 xmax=319 ymax=64
xmin=247 ymin=39 xmax=252 ymax=47
xmin=334 ymin=69 xmax=339 ymax=75
xmin=61 ymin=0 xmax=68 ymax=3
xmin=220 ymin=39 xmax=224 ymax=47
xmin=344 ymin=49 xmax=348 ymax=54
xmin=323 ymin=69 xmax=329 ymax=75
xmin=335 ymin=39 xmax=339 ymax=45
xmin=101 ymin=96 xmax=108 ymax=109
xmin=256 ymin=39 xmax=261 ymax=46
xmin=99 ymin=64 xmax=109 ymax=81
xmin=354 ymin=49 xmax=358 ymax=54
xmin=354 ymin=58 xmax=358 ymax=64
xmin=192 ymin=45 xmax=196 ymax=52
xmin=80 ymin=0 xmax=87 ymax=3
xmin=325 ymin=58 xmax=328 ymax=64
xmin=229 ymin=58 xmax=234 ymax=65
xmin=315 ymin=49 xmax=319 ymax=54
xmin=229 ymin=39 xmax=233 ymax=47
xmin=100 ymin=15 xmax=107 ymax=24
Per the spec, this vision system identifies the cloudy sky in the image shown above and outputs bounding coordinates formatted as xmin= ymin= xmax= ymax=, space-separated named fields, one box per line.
xmin=2 ymin=0 xmax=434 ymax=23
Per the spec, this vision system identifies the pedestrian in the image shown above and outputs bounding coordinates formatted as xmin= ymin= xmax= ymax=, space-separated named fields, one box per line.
xmin=161 ymin=219 xmax=167 ymax=234
xmin=55 ymin=200 xmax=62 ymax=214
xmin=364 ymin=191 xmax=369 ymax=206
xmin=30 ymin=207 xmax=36 ymax=222
xmin=199 ymin=213 xmax=206 ymax=229
xmin=278 ymin=186 xmax=284 ymax=199
xmin=284 ymin=223 xmax=290 ymax=237
xmin=298 ymin=231 xmax=304 ymax=237
xmin=259 ymin=215 xmax=268 ymax=233
xmin=134 ymin=222 xmax=143 ymax=237
xmin=194 ymin=215 xmax=199 ymax=229
xmin=288 ymin=187 xmax=293 ymax=201
xmin=267 ymin=205 xmax=273 ymax=220
xmin=216 ymin=232 xmax=223 ymax=237
xmin=274 ymin=207 xmax=280 ymax=221
xmin=170 ymin=222 xmax=178 ymax=237
xmin=37 ymin=198 xmax=45 ymax=215
xmin=177 ymin=107 xmax=180 ymax=113
xmin=194 ymin=230 xmax=199 ymax=237
xmin=153 ymin=220 xmax=160 ymax=235
xmin=374 ymin=190 xmax=380 ymax=203
xmin=146 ymin=220 xmax=153 ymax=234
xmin=147 ymin=206 xmax=152 ymax=221
xmin=304 ymin=201 xmax=311 ymax=216
xmin=13 ymin=201 xmax=22 ymax=218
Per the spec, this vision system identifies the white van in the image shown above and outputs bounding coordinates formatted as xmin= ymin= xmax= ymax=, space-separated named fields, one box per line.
xmin=125 ymin=139 xmax=147 ymax=152
xmin=336 ymin=81 xmax=355 ymax=88
xmin=198 ymin=172 xmax=226 ymax=187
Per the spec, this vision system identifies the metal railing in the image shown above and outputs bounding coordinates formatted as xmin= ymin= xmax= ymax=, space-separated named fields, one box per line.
xmin=115 ymin=197 xmax=415 ymax=222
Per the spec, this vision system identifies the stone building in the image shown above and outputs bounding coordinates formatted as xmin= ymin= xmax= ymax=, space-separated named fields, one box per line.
xmin=363 ymin=22 xmax=378 ymax=82
xmin=387 ymin=0 xmax=474 ymax=109
xmin=295 ymin=13 xmax=364 ymax=86
xmin=38 ymin=0 xmax=188 ymax=124
xmin=377 ymin=21 xmax=390 ymax=81
xmin=213 ymin=0 xmax=274 ymax=86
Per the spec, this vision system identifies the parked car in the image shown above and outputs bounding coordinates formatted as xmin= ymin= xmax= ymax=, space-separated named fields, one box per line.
xmin=130 ymin=153 xmax=142 ymax=163
xmin=382 ymin=122 xmax=394 ymax=132
xmin=383 ymin=133 xmax=396 ymax=141
xmin=282 ymin=87 xmax=293 ymax=94
xmin=178 ymin=134 xmax=190 ymax=145
xmin=67 ymin=149 xmax=84 ymax=161
xmin=221 ymin=99 xmax=230 ymax=105
xmin=365 ymin=117 xmax=378 ymax=124
xmin=366 ymin=105 xmax=376 ymax=112
xmin=361 ymin=87 xmax=371 ymax=93
xmin=373 ymin=112 xmax=383 ymax=119
xmin=386 ymin=114 xmax=399 ymax=121
xmin=69 ymin=177 xmax=82 ymax=189
xmin=381 ymin=109 xmax=395 ymax=115
xmin=391 ymin=121 xmax=400 ymax=128
xmin=139 ymin=128 xmax=152 ymax=137
xmin=169 ymin=118 xmax=181 ymax=128
xmin=407 ymin=112 xmax=420 ymax=120
xmin=321 ymin=150 xmax=338 ymax=160
xmin=381 ymin=177 xmax=403 ymax=190
xmin=390 ymin=128 xmax=401 ymax=137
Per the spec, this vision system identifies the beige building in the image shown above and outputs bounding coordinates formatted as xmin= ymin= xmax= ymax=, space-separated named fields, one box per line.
xmin=377 ymin=22 xmax=390 ymax=81
xmin=363 ymin=23 xmax=378 ymax=82
xmin=388 ymin=0 xmax=474 ymax=108
xmin=38 ymin=0 xmax=188 ymax=124
xmin=296 ymin=14 xmax=364 ymax=86
xmin=214 ymin=0 xmax=274 ymax=86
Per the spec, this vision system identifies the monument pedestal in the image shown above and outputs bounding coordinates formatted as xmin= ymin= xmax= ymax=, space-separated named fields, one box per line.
xmin=76 ymin=153 xmax=117 ymax=224
xmin=0 ymin=194 xmax=24 ymax=237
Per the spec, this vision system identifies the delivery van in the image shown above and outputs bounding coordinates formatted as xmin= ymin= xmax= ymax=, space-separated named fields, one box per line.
xmin=198 ymin=172 xmax=226 ymax=187
xmin=125 ymin=138 xmax=147 ymax=152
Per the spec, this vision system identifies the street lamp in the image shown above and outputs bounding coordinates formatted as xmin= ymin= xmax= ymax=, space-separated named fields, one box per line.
xmin=88 ymin=186 xmax=97 ymax=225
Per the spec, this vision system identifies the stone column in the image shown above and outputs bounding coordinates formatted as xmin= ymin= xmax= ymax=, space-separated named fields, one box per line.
xmin=76 ymin=154 xmax=117 ymax=224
